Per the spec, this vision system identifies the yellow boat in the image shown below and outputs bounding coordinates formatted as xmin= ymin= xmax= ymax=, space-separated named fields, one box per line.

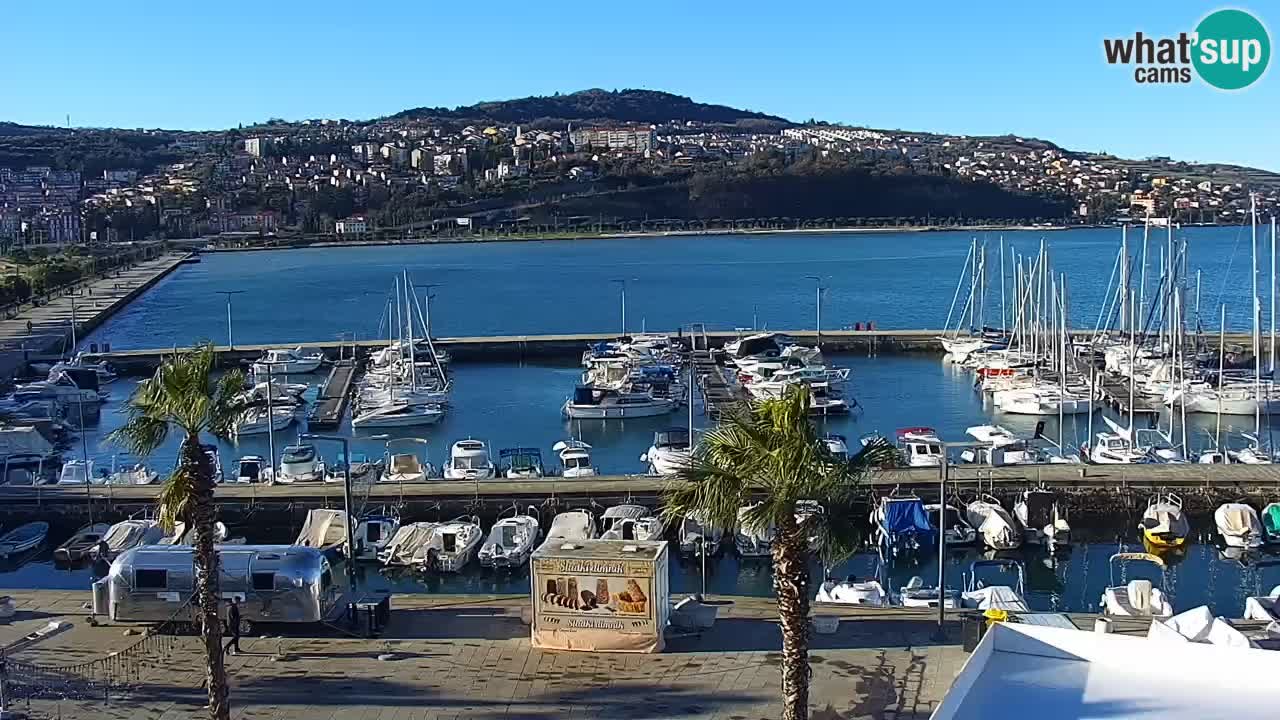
xmin=1138 ymin=492 xmax=1190 ymax=548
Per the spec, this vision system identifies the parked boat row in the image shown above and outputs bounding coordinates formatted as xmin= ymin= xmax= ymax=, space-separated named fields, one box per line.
xmin=564 ymin=334 xmax=685 ymax=419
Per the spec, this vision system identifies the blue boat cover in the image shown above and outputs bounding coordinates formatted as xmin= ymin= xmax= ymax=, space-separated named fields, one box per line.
xmin=883 ymin=499 xmax=935 ymax=540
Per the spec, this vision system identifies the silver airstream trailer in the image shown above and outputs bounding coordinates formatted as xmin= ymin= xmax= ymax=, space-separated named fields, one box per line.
xmin=93 ymin=545 xmax=340 ymax=633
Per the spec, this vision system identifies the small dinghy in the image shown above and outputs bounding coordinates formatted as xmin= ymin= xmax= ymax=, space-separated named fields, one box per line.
xmin=1100 ymin=552 xmax=1174 ymax=619
xmin=53 ymin=523 xmax=110 ymax=563
xmin=815 ymin=575 xmax=887 ymax=606
xmin=893 ymin=576 xmax=959 ymax=609
xmin=926 ymin=502 xmax=977 ymax=546
xmin=964 ymin=494 xmax=1022 ymax=550
xmin=1140 ymin=492 xmax=1190 ymax=549
xmin=0 ymin=521 xmax=49 ymax=558
xmin=1013 ymin=487 xmax=1070 ymax=547
xmin=379 ymin=522 xmax=439 ymax=567
xmin=1215 ymin=502 xmax=1265 ymax=549
xmin=423 ymin=516 xmax=483 ymax=572
xmin=478 ymin=506 xmax=541 ymax=569
xmin=599 ymin=504 xmax=665 ymax=541
xmin=1262 ymin=501 xmax=1280 ymax=545
xmin=960 ymin=559 xmax=1029 ymax=612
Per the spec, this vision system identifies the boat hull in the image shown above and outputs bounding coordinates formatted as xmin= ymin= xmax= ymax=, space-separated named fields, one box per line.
xmin=562 ymin=400 xmax=676 ymax=419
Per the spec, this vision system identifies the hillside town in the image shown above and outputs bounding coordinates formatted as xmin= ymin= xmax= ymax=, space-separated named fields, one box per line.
xmin=1 ymin=112 xmax=1277 ymax=247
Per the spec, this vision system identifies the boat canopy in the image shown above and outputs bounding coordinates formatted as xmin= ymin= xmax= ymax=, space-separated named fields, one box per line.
xmin=654 ymin=428 xmax=691 ymax=449
xmin=881 ymin=498 xmax=936 ymax=541
xmin=281 ymin=445 xmax=316 ymax=463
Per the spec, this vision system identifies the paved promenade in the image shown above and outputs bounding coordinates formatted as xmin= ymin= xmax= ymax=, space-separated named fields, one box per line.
xmin=0 ymin=591 xmax=973 ymax=720
xmin=0 ymin=252 xmax=188 ymax=379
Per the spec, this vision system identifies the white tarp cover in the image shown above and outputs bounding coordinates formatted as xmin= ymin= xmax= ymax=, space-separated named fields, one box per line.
xmin=381 ymin=522 xmax=437 ymax=566
xmin=293 ymin=509 xmax=348 ymax=550
xmin=932 ymin=623 xmax=1280 ymax=720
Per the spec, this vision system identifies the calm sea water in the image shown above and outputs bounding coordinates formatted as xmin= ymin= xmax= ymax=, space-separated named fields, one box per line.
xmin=85 ymin=226 xmax=1265 ymax=349
xmin=10 ymin=227 xmax=1275 ymax=614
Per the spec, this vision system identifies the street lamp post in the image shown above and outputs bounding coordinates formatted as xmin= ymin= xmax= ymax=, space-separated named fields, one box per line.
xmin=805 ymin=276 xmax=824 ymax=348
xmin=419 ymin=285 xmax=441 ymax=338
xmin=216 ymin=290 xmax=245 ymax=350
xmin=300 ymin=433 xmax=356 ymax=580
xmin=65 ymin=375 xmax=94 ymax=524
xmin=610 ymin=278 xmax=637 ymax=336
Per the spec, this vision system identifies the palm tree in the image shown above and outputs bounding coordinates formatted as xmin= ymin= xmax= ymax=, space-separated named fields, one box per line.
xmin=110 ymin=343 xmax=245 ymax=720
xmin=661 ymin=388 xmax=894 ymax=720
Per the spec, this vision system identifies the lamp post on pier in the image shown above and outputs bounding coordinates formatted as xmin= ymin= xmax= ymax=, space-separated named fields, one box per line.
xmin=215 ymin=290 xmax=245 ymax=350
xmin=804 ymin=276 xmax=825 ymax=348
xmin=610 ymin=278 xmax=637 ymax=336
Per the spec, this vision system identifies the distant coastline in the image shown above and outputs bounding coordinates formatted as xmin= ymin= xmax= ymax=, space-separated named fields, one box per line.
xmin=179 ymin=222 xmax=1102 ymax=253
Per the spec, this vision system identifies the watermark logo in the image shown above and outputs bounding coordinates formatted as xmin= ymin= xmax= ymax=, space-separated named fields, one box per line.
xmin=1103 ymin=8 xmax=1270 ymax=89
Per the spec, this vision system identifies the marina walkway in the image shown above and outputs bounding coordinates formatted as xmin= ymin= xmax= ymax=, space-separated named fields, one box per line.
xmin=0 ymin=252 xmax=190 ymax=380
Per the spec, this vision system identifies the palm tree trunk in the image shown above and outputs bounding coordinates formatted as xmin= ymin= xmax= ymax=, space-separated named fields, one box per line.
xmin=771 ymin=520 xmax=811 ymax=720
xmin=181 ymin=435 xmax=230 ymax=720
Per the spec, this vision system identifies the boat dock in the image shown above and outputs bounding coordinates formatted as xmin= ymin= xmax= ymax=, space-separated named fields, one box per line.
xmin=306 ymin=358 xmax=359 ymax=429
xmin=693 ymin=349 xmax=744 ymax=419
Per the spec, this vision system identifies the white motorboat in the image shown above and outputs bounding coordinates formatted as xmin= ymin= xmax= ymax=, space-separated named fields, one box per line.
xmin=379 ymin=522 xmax=439 ymax=567
xmin=1242 ymin=560 xmax=1280 ymax=622
xmin=1086 ymin=432 xmax=1149 ymax=464
xmin=351 ymin=402 xmax=444 ymax=429
xmin=679 ymin=510 xmax=724 ymax=556
xmin=1100 ymin=552 xmax=1175 ymax=618
xmin=381 ymin=440 xmax=434 ymax=483
xmin=960 ymin=559 xmax=1029 ymax=612
xmin=964 ymin=495 xmax=1021 ymax=550
xmin=233 ymin=406 xmax=295 ymax=435
xmin=423 ymin=516 xmax=483 ymax=572
xmin=815 ymin=575 xmax=887 ymax=606
xmin=960 ymin=425 xmax=1040 ymax=466
xmin=101 ymin=519 xmax=165 ymax=559
xmin=103 ymin=462 xmax=159 ymax=486
xmin=926 ymin=502 xmax=977 ymax=546
xmin=160 ymin=521 xmax=229 ymax=546
xmin=237 ymin=380 xmax=308 ymax=406
xmin=553 ymin=440 xmax=596 ymax=477
xmin=541 ymin=509 xmax=597 ymax=548
xmin=499 ymin=447 xmax=545 ymax=479
xmin=1215 ymin=502 xmax=1265 ymax=549
xmin=996 ymin=388 xmax=1090 ymax=416
xmin=893 ymin=576 xmax=960 ymax=609
xmin=15 ymin=371 xmax=107 ymax=404
xmin=599 ymin=504 xmax=665 ymax=541
xmin=352 ymin=514 xmax=400 ymax=561
xmin=275 ymin=444 xmax=325 ymax=483
xmin=56 ymin=459 xmax=93 ymax=485
xmin=251 ymin=347 xmax=324 ymax=375
xmin=443 ymin=439 xmax=495 ymax=480
xmin=1013 ymin=488 xmax=1070 ymax=546
xmin=562 ymin=386 xmax=676 ymax=419
xmin=641 ymin=428 xmax=692 ymax=476
xmin=478 ymin=506 xmax=541 ymax=569
xmin=1140 ymin=492 xmax=1190 ymax=550
xmin=896 ymin=427 xmax=944 ymax=468
xmin=735 ymin=503 xmax=776 ymax=557
xmin=48 ymin=353 xmax=117 ymax=383
xmin=821 ymin=433 xmax=850 ymax=460
xmin=0 ymin=521 xmax=49 ymax=558
xmin=233 ymin=455 xmax=268 ymax=484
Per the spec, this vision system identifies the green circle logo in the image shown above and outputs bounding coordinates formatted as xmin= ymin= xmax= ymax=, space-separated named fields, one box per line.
xmin=1193 ymin=9 xmax=1271 ymax=90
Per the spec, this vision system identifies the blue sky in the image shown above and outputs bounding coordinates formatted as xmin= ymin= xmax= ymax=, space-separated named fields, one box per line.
xmin=1 ymin=2 xmax=1276 ymax=169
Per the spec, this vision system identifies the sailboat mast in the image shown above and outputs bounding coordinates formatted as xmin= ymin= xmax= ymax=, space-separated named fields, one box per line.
xmin=1140 ymin=216 xmax=1149 ymax=331
xmin=1218 ymin=304 xmax=1226 ymax=452
xmin=404 ymin=270 xmax=418 ymax=393
xmin=1120 ymin=225 xmax=1129 ymax=338
xmin=1271 ymin=215 xmax=1277 ymax=375
xmin=1253 ymin=196 xmax=1262 ymax=437
xmin=1000 ymin=236 xmax=1007 ymax=332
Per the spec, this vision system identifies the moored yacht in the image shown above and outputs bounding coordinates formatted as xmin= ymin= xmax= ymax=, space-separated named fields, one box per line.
xmin=478 ymin=505 xmax=541 ymax=569
xmin=381 ymin=439 xmax=434 ymax=483
xmin=499 ymin=448 xmax=545 ymax=479
xmin=233 ymin=406 xmax=295 ymax=436
xmin=251 ymin=347 xmax=324 ymax=375
xmin=422 ymin=516 xmax=484 ymax=572
xmin=562 ymin=386 xmax=676 ymax=419
xmin=275 ymin=444 xmax=325 ymax=483
xmin=351 ymin=402 xmax=444 ymax=429
xmin=553 ymin=440 xmax=596 ymax=477
xmin=897 ymin=427 xmax=944 ymax=468
xmin=443 ymin=439 xmax=495 ymax=480
xmin=641 ymin=428 xmax=692 ymax=476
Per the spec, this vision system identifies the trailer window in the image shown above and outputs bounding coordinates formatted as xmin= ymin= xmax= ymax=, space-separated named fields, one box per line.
xmin=135 ymin=569 xmax=167 ymax=590
xmin=251 ymin=572 xmax=275 ymax=591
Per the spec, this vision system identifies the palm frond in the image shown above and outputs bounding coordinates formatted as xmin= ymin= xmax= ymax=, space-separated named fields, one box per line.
xmin=207 ymin=369 xmax=248 ymax=441
xmin=156 ymin=464 xmax=196 ymax=533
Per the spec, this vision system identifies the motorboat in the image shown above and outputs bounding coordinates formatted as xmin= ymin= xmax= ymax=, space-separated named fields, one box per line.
xmin=352 ymin=514 xmax=400 ymax=561
xmin=351 ymin=402 xmax=445 ymax=429
xmin=1013 ymin=488 xmax=1070 ymax=547
xmin=815 ymin=575 xmax=887 ymax=606
xmin=995 ymin=388 xmax=1090 ymax=416
xmin=821 ymin=433 xmax=849 ymax=460
xmin=724 ymin=332 xmax=789 ymax=366
xmin=553 ymin=440 xmax=596 ymax=477
xmin=1262 ymin=502 xmax=1280 ymax=545
xmin=48 ymin=352 xmax=117 ymax=383
xmin=735 ymin=503 xmax=776 ymax=558
xmin=14 ymin=370 xmax=107 ymax=404
xmin=1242 ymin=559 xmax=1280 ymax=623
xmin=422 ymin=516 xmax=483 ymax=572
xmin=679 ymin=510 xmax=724 ymax=556
xmin=806 ymin=382 xmax=850 ymax=415
xmin=233 ymin=455 xmax=268 ymax=484
xmin=237 ymin=380 xmax=307 ymax=407
xmin=499 ymin=447 xmax=545 ymax=479
xmin=380 ymin=441 xmax=434 ymax=483
xmin=1139 ymin=492 xmax=1190 ymax=549
xmin=442 ymin=439 xmax=495 ymax=480
xmin=379 ymin=522 xmax=439 ymax=567
xmin=896 ymin=427 xmax=944 ymax=468
xmin=599 ymin=504 xmax=665 ymax=541
xmin=960 ymin=425 xmax=1040 ymax=466
xmin=926 ymin=502 xmax=977 ymax=546
xmin=251 ymin=347 xmax=324 ymax=375
xmin=1215 ymin=502 xmax=1265 ymax=549
xmin=102 ymin=459 xmax=159 ymax=486
xmin=964 ymin=495 xmax=1022 ymax=550
xmin=233 ymin=406 xmax=295 ymax=436
xmin=0 ymin=521 xmax=49 ymax=558
xmin=1100 ymin=552 xmax=1175 ymax=618
xmin=328 ymin=451 xmax=382 ymax=484
xmin=275 ymin=444 xmax=325 ymax=484
xmin=56 ymin=459 xmax=93 ymax=485
xmin=101 ymin=519 xmax=165 ymax=559
xmin=541 ymin=509 xmax=597 ymax=547
xmin=871 ymin=495 xmax=935 ymax=559
xmin=893 ymin=576 xmax=960 ymax=609
xmin=960 ymin=559 xmax=1030 ymax=612
xmin=641 ymin=428 xmax=692 ymax=476
xmin=52 ymin=522 xmax=110 ymax=563
xmin=202 ymin=444 xmax=224 ymax=483
xmin=0 ymin=452 xmax=51 ymax=486
xmin=562 ymin=386 xmax=676 ymax=419
xmin=478 ymin=506 xmax=542 ymax=569
xmin=293 ymin=508 xmax=350 ymax=554
xmin=1086 ymin=432 xmax=1149 ymax=464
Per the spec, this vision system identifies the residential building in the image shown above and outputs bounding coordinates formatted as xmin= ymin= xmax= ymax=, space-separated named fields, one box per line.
xmin=244 ymin=137 xmax=270 ymax=157
xmin=335 ymin=216 xmax=368 ymax=235
xmin=570 ymin=127 xmax=655 ymax=153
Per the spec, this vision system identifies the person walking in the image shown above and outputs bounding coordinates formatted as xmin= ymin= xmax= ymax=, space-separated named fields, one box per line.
xmin=223 ymin=597 xmax=242 ymax=656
